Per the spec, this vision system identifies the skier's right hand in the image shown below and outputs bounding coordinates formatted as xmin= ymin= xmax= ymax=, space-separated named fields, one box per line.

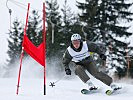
xmin=65 ymin=68 xmax=71 ymax=75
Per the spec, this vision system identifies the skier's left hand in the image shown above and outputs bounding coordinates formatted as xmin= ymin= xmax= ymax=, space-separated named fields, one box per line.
xmin=100 ymin=54 xmax=106 ymax=61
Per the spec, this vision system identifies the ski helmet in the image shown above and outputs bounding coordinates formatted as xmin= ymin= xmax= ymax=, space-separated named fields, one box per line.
xmin=71 ymin=34 xmax=81 ymax=41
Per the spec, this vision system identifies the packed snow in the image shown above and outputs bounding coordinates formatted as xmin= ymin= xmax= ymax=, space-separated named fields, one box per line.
xmin=0 ymin=74 xmax=133 ymax=100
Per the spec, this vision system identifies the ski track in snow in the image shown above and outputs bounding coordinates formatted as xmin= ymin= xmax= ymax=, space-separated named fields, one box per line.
xmin=0 ymin=78 xmax=133 ymax=100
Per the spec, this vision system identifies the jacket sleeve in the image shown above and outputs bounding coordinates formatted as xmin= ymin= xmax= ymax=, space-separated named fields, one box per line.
xmin=62 ymin=49 xmax=72 ymax=69
xmin=86 ymin=41 xmax=104 ymax=55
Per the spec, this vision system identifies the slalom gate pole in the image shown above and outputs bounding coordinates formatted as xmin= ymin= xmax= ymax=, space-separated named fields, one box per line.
xmin=43 ymin=2 xmax=46 ymax=95
xmin=16 ymin=3 xmax=30 ymax=95
xmin=16 ymin=51 xmax=24 ymax=95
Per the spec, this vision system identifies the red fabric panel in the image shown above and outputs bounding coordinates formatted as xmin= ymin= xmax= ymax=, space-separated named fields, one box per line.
xmin=22 ymin=34 xmax=45 ymax=66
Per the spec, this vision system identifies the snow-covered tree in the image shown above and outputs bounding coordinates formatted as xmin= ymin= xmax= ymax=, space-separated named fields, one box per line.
xmin=7 ymin=19 xmax=23 ymax=66
xmin=46 ymin=0 xmax=63 ymax=57
xmin=77 ymin=0 xmax=133 ymax=78
xmin=27 ymin=10 xmax=43 ymax=47
xmin=61 ymin=0 xmax=74 ymax=47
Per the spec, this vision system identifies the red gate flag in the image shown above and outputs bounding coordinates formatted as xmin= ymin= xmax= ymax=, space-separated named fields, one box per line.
xmin=22 ymin=34 xmax=45 ymax=66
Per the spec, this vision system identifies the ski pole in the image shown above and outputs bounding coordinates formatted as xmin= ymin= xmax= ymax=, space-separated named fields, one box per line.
xmin=49 ymin=75 xmax=66 ymax=87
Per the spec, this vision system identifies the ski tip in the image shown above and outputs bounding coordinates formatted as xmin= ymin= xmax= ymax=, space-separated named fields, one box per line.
xmin=81 ymin=89 xmax=89 ymax=94
xmin=81 ymin=87 xmax=99 ymax=94
xmin=105 ymin=90 xmax=112 ymax=95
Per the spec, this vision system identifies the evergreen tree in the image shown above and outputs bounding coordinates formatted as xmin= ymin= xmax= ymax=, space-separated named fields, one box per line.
xmin=61 ymin=0 xmax=75 ymax=47
xmin=7 ymin=19 xmax=23 ymax=65
xmin=129 ymin=56 xmax=133 ymax=78
xmin=71 ymin=16 xmax=85 ymax=39
xmin=46 ymin=0 xmax=63 ymax=58
xmin=77 ymin=0 xmax=133 ymax=78
xmin=27 ymin=10 xmax=43 ymax=47
xmin=76 ymin=0 xmax=99 ymax=41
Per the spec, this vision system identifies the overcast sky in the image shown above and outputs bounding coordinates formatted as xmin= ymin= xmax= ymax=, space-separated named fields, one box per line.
xmin=0 ymin=0 xmax=133 ymax=65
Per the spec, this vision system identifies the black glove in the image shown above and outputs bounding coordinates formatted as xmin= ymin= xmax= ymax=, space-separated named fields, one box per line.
xmin=65 ymin=68 xmax=71 ymax=75
xmin=100 ymin=54 xmax=106 ymax=61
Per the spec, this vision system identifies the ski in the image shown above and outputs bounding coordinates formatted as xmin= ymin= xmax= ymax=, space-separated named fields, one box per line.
xmin=105 ymin=87 xmax=122 ymax=95
xmin=81 ymin=87 xmax=98 ymax=94
xmin=81 ymin=87 xmax=122 ymax=95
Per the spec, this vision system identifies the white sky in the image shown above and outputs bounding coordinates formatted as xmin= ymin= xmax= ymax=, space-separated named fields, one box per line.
xmin=0 ymin=0 xmax=133 ymax=65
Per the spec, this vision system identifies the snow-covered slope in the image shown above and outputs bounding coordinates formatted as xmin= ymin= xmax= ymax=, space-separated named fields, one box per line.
xmin=0 ymin=77 xmax=133 ymax=100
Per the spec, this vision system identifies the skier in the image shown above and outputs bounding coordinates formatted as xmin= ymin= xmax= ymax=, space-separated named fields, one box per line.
xmin=62 ymin=33 xmax=119 ymax=93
